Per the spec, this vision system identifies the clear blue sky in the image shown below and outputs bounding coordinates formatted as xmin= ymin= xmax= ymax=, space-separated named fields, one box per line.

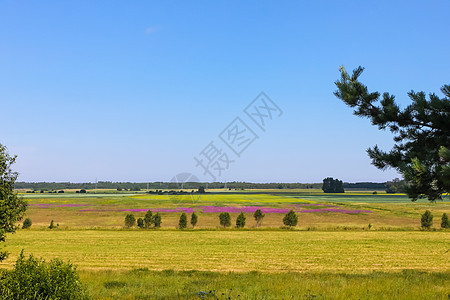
xmin=1 ymin=1 xmax=449 ymax=183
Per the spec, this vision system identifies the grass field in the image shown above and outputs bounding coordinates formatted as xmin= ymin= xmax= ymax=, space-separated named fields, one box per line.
xmin=3 ymin=190 xmax=449 ymax=298
xmin=18 ymin=191 xmax=450 ymax=229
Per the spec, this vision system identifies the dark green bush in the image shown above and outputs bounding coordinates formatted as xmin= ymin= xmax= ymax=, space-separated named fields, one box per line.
xmin=441 ymin=213 xmax=449 ymax=228
xmin=124 ymin=214 xmax=136 ymax=227
xmin=283 ymin=210 xmax=298 ymax=228
xmin=0 ymin=251 xmax=88 ymax=299
xmin=421 ymin=210 xmax=433 ymax=229
xmin=190 ymin=212 xmax=198 ymax=228
xmin=236 ymin=212 xmax=246 ymax=228
xmin=137 ymin=217 xmax=144 ymax=228
xmin=153 ymin=213 xmax=162 ymax=228
xmin=178 ymin=212 xmax=187 ymax=229
xmin=219 ymin=212 xmax=231 ymax=228
xmin=22 ymin=218 xmax=32 ymax=229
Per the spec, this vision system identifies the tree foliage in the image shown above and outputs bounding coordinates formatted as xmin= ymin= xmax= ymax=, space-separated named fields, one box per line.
xmin=253 ymin=209 xmax=265 ymax=228
xmin=178 ymin=213 xmax=187 ymax=229
xmin=421 ymin=210 xmax=433 ymax=229
xmin=236 ymin=212 xmax=246 ymax=228
xmin=322 ymin=177 xmax=344 ymax=193
xmin=335 ymin=66 xmax=450 ymax=201
xmin=0 ymin=144 xmax=27 ymax=261
xmin=137 ymin=218 xmax=144 ymax=228
xmin=219 ymin=212 xmax=231 ymax=228
xmin=0 ymin=250 xmax=88 ymax=299
xmin=190 ymin=212 xmax=198 ymax=228
xmin=153 ymin=213 xmax=162 ymax=228
xmin=144 ymin=210 xmax=153 ymax=228
xmin=22 ymin=218 xmax=32 ymax=229
xmin=124 ymin=214 xmax=136 ymax=228
xmin=283 ymin=210 xmax=298 ymax=228
xmin=441 ymin=213 xmax=449 ymax=229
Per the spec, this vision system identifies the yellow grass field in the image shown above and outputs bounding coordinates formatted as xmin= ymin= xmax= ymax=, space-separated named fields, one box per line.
xmin=4 ymin=230 xmax=449 ymax=273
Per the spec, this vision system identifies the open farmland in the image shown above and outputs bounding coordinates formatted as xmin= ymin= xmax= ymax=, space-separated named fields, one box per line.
xmin=19 ymin=191 xmax=450 ymax=229
xmin=3 ymin=190 xmax=449 ymax=298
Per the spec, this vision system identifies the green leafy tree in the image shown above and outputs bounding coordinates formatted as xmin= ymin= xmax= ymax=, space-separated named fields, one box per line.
xmin=124 ymin=214 xmax=136 ymax=228
xmin=283 ymin=210 xmax=298 ymax=228
xmin=335 ymin=66 xmax=450 ymax=202
xmin=441 ymin=213 xmax=449 ymax=229
xmin=0 ymin=250 xmax=88 ymax=299
xmin=253 ymin=209 xmax=265 ymax=228
xmin=153 ymin=213 xmax=162 ymax=228
xmin=219 ymin=212 xmax=231 ymax=228
xmin=322 ymin=177 xmax=344 ymax=193
xmin=190 ymin=212 xmax=198 ymax=228
xmin=137 ymin=218 xmax=144 ymax=228
xmin=144 ymin=210 xmax=153 ymax=228
xmin=22 ymin=218 xmax=32 ymax=229
xmin=421 ymin=210 xmax=433 ymax=229
xmin=0 ymin=144 xmax=27 ymax=261
xmin=178 ymin=212 xmax=187 ymax=229
xmin=236 ymin=212 xmax=246 ymax=228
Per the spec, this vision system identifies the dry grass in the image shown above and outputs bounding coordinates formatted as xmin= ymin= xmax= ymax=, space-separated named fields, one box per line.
xmin=4 ymin=230 xmax=449 ymax=273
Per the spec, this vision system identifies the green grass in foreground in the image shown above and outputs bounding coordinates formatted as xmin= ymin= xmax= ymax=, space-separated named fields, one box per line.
xmin=80 ymin=269 xmax=449 ymax=299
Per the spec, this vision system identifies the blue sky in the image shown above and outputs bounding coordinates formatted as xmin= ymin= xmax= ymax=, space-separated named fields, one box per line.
xmin=1 ymin=1 xmax=449 ymax=183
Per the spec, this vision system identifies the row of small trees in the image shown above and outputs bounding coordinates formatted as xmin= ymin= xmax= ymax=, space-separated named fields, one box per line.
xmin=421 ymin=211 xmax=449 ymax=229
xmin=124 ymin=210 xmax=162 ymax=228
xmin=124 ymin=209 xmax=449 ymax=229
xmin=123 ymin=209 xmax=300 ymax=229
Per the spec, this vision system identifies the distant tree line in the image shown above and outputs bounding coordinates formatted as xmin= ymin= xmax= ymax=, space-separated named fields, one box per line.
xmin=15 ymin=181 xmax=392 ymax=191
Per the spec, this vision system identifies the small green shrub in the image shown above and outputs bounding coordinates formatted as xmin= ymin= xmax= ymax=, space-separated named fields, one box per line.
xmin=144 ymin=210 xmax=153 ymax=228
xmin=0 ymin=250 xmax=88 ymax=299
xmin=283 ymin=210 xmax=298 ymax=228
xmin=254 ymin=209 xmax=265 ymax=228
xmin=421 ymin=210 xmax=433 ymax=229
xmin=137 ymin=218 xmax=144 ymax=228
xmin=179 ymin=212 xmax=187 ymax=229
xmin=219 ymin=212 xmax=231 ymax=228
xmin=22 ymin=218 xmax=32 ymax=229
xmin=124 ymin=214 xmax=136 ymax=228
xmin=236 ymin=212 xmax=246 ymax=228
xmin=441 ymin=213 xmax=449 ymax=228
xmin=153 ymin=213 xmax=162 ymax=228
xmin=191 ymin=212 xmax=198 ymax=228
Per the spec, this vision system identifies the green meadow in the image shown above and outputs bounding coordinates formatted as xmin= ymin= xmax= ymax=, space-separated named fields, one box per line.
xmin=3 ymin=190 xmax=450 ymax=298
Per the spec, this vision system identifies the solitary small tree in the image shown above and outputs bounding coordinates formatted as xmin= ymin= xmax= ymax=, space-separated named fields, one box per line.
xmin=441 ymin=213 xmax=449 ymax=229
xmin=124 ymin=214 xmax=136 ymax=228
xmin=153 ymin=213 xmax=162 ymax=228
xmin=283 ymin=210 xmax=298 ymax=228
xmin=137 ymin=218 xmax=144 ymax=228
xmin=421 ymin=210 xmax=433 ymax=229
xmin=236 ymin=212 xmax=246 ymax=228
xmin=190 ymin=212 xmax=198 ymax=228
xmin=0 ymin=144 xmax=27 ymax=260
xmin=22 ymin=218 xmax=32 ymax=229
xmin=179 ymin=212 xmax=187 ymax=229
xmin=219 ymin=212 xmax=231 ymax=228
xmin=253 ymin=209 xmax=265 ymax=228
xmin=144 ymin=210 xmax=153 ymax=228
xmin=49 ymin=220 xmax=55 ymax=229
